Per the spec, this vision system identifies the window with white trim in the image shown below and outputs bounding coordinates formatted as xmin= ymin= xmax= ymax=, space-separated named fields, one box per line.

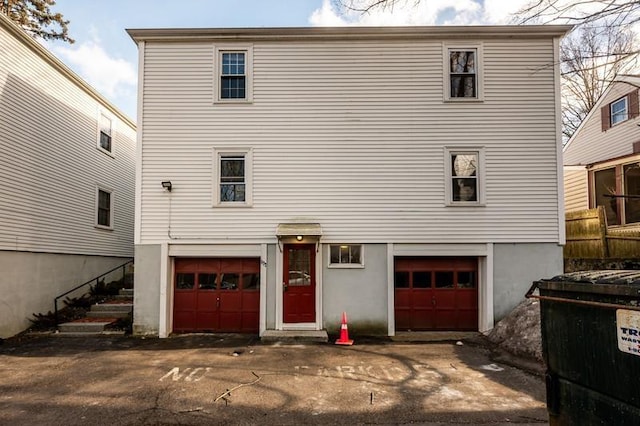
xmin=611 ymin=97 xmax=628 ymax=126
xmin=329 ymin=244 xmax=364 ymax=268
xmin=213 ymin=148 xmax=253 ymax=206
xmin=214 ymin=46 xmax=253 ymax=103
xmin=96 ymin=188 xmax=113 ymax=229
xmin=98 ymin=113 xmax=113 ymax=154
xmin=444 ymin=44 xmax=482 ymax=101
xmin=445 ymin=148 xmax=485 ymax=205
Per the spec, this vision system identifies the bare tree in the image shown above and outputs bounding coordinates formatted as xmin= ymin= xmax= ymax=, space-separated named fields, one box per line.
xmin=561 ymin=22 xmax=638 ymax=139
xmin=518 ymin=0 xmax=640 ymax=28
xmin=335 ymin=0 xmax=640 ymax=141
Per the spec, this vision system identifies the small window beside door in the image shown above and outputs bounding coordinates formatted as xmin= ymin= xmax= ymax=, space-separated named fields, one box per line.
xmin=328 ymin=244 xmax=364 ymax=268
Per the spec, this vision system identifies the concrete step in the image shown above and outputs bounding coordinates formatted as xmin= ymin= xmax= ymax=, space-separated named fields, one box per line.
xmin=58 ymin=321 xmax=116 ymax=333
xmin=91 ymin=303 xmax=133 ymax=313
xmin=86 ymin=310 xmax=130 ymax=319
xmin=261 ymin=330 xmax=328 ymax=343
xmin=112 ymin=295 xmax=134 ymax=300
xmin=54 ymin=330 xmax=126 ymax=337
xmin=119 ymin=288 xmax=134 ymax=297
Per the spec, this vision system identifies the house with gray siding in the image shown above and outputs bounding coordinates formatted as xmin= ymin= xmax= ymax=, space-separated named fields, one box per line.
xmin=128 ymin=25 xmax=568 ymax=338
xmin=0 ymin=14 xmax=136 ymax=338
xmin=564 ymin=75 xmax=640 ymax=228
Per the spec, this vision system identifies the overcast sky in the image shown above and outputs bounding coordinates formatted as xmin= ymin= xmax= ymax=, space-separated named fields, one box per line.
xmin=47 ymin=0 xmax=531 ymax=120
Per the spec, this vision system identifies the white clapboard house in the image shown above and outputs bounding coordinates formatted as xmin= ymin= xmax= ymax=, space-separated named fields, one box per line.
xmin=128 ymin=25 xmax=569 ymax=338
xmin=564 ymin=75 xmax=640 ymax=228
xmin=0 ymin=13 xmax=136 ymax=338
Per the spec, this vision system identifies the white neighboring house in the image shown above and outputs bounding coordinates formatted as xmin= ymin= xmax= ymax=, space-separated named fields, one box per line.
xmin=564 ymin=75 xmax=640 ymax=227
xmin=128 ymin=25 xmax=569 ymax=338
xmin=0 ymin=14 xmax=136 ymax=338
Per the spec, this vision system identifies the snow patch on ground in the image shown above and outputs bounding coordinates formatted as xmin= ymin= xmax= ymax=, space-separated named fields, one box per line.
xmin=487 ymin=298 xmax=542 ymax=361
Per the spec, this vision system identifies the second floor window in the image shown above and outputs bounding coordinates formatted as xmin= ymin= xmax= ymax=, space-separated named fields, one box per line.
xmin=221 ymin=52 xmax=246 ymax=99
xmin=610 ymin=97 xmax=628 ymax=126
xmin=449 ymin=49 xmax=477 ymax=98
xmin=99 ymin=114 xmax=112 ymax=153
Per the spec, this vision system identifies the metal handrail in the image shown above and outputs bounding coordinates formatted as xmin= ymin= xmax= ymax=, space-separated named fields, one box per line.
xmin=54 ymin=259 xmax=134 ymax=327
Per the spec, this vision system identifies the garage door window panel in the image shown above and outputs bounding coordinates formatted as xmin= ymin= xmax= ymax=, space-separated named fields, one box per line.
xmin=221 ymin=273 xmax=240 ymax=290
xmin=176 ymin=273 xmax=195 ymax=290
xmin=198 ymin=273 xmax=217 ymax=290
xmin=243 ymin=273 xmax=260 ymax=290
xmin=435 ymin=271 xmax=454 ymax=288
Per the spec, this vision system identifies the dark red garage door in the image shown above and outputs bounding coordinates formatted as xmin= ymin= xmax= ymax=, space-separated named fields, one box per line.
xmin=173 ymin=258 xmax=259 ymax=333
xmin=394 ymin=257 xmax=478 ymax=331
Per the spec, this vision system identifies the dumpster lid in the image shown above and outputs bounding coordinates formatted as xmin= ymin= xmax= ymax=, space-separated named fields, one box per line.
xmin=545 ymin=270 xmax=640 ymax=285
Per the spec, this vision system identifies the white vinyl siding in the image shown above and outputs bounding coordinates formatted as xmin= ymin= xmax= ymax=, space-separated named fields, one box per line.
xmin=0 ymin=19 xmax=136 ymax=256
xmin=564 ymin=81 xmax=640 ymax=166
xmin=138 ymin=37 xmax=561 ymax=244
xmin=563 ymin=167 xmax=589 ymax=212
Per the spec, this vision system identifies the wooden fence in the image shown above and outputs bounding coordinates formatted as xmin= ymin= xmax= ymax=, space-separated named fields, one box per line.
xmin=565 ymin=206 xmax=640 ymax=259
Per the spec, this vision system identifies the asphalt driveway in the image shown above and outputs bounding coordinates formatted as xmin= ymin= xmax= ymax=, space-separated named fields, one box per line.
xmin=0 ymin=334 xmax=548 ymax=425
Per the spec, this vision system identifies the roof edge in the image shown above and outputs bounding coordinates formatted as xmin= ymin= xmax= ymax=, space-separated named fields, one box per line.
xmin=127 ymin=25 xmax=573 ymax=42
xmin=0 ymin=13 xmax=135 ymax=130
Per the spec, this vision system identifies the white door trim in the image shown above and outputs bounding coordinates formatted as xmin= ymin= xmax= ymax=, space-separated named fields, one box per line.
xmin=275 ymin=241 xmax=322 ymax=331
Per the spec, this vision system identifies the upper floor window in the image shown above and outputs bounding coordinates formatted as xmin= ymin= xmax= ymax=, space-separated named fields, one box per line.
xmin=444 ymin=44 xmax=482 ymax=101
xmin=212 ymin=148 xmax=253 ymax=206
xmin=214 ymin=46 xmax=253 ymax=103
xmin=445 ymin=147 xmax=485 ymax=205
xmin=602 ymin=89 xmax=639 ymax=131
xmin=449 ymin=50 xmax=476 ymax=98
xmin=98 ymin=113 xmax=113 ymax=154
xmin=610 ymin=97 xmax=628 ymax=126
xmin=96 ymin=187 xmax=113 ymax=229
xmin=221 ymin=52 xmax=246 ymax=99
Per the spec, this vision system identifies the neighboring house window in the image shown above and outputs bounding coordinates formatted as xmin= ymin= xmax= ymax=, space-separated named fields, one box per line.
xmin=98 ymin=113 xmax=113 ymax=153
xmin=445 ymin=148 xmax=485 ymax=205
xmin=96 ymin=188 xmax=113 ymax=229
xmin=329 ymin=244 xmax=364 ymax=267
xmin=214 ymin=46 xmax=253 ymax=102
xmin=591 ymin=161 xmax=640 ymax=225
xmin=602 ymin=90 xmax=639 ymax=130
xmin=444 ymin=44 xmax=482 ymax=100
xmin=212 ymin=148 xmax=253 ymax=206
xmin=610 ymin=97 xmax=628 ymax=126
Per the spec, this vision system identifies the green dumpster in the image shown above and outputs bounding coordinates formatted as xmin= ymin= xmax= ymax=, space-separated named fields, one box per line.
xmin=529 ymin=270 xmax=640 ymax=425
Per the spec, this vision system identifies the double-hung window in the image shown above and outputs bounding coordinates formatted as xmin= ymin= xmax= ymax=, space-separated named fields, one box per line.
xmin=444 ymin=44 xmax=482 ymax=101
xmin=213 ymin=148 xmax=253 ymax=206
xmin=214 ymin=46 xmax=253 ymax=103
xmin=445 ymin=148 xmax=485 ymax=205
xmin=98 ymin=113 xmax=113 ymax=154
xmin=610 ymin=97 xmax=628 ymax=126
xmin=602 ymin=90 xmax=639 ymax=130
xmin=96 ymin=187 xmax=113 ymax=229
xmin=221 ymin=52 xmax=246 ymax=99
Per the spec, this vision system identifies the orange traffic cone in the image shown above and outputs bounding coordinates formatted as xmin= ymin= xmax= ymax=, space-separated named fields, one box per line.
xmin=335 ymin=311 xmax=354 ymax=346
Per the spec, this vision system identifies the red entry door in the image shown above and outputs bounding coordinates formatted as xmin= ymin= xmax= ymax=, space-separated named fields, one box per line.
xmin=283 ymin=244 xmax=316 ymax=323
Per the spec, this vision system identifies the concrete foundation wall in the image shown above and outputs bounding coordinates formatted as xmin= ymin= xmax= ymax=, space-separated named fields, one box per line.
xmin=133 ymin=244 xmax=161 ymax=335
xmin=493 ymin=243 xmax=563 ymax=321
xmin=265 ymin=244 xmax=276 ymax=330
xmin=0 ymin=251 xmax=130 ymax=338
xmin=322 ymin=244 xmax=388 ymax=335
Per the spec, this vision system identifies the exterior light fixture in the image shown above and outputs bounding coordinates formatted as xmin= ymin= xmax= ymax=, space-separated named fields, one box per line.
xmin=161 ymin=181 xmax=172 ymax=192
xmin=296 ymin=235 xmax=303 ymax=241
